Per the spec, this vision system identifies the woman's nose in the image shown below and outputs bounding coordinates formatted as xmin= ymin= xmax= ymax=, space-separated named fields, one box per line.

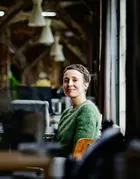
xmin=68 ymin=80 xmax=73 ymax=86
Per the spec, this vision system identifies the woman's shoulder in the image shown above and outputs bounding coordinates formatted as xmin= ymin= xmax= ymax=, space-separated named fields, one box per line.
xmin=79 ymin=100 xmax=100 ymax=117
xmin=81 ymin=100 xmax=99 ymax=110
xmin=79 ymin=101 xmax=101 ymax=123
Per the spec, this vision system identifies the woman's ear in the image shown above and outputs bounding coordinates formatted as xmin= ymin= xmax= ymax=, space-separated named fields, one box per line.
xmin=84 ymin=82 xmax=89 ymax=91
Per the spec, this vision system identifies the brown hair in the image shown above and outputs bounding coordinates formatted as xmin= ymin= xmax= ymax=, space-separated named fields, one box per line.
xmin=63 ymin=64 xmax=91 ymax=83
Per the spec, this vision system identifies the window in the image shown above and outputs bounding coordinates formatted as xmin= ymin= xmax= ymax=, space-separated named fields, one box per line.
xmin=119 ymin=0 xmax=126 ymax=134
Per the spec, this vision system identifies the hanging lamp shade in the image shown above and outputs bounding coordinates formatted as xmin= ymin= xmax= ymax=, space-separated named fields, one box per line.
xmin=54 ymin=45 xmax=65 ymax=62
xmin=28 ymin=0 xmax=45 ymax=27
xmin=50 ymin=36 xmax=65 ymax=61
xmin=50 ymin=36 xmax=60 ymax=56
xmin=39 ymin=19 xmax=54 ymax=45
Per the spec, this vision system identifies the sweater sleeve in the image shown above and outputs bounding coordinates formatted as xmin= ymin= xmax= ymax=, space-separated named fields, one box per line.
xmin=74 ymin=105 xmax=99 ymax=143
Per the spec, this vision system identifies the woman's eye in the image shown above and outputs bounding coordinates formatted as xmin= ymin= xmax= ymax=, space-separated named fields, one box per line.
xmin=64 ymin=79 xmax=68 ymax=83
xmin=73 ymin=79 xmax=77 ymax=82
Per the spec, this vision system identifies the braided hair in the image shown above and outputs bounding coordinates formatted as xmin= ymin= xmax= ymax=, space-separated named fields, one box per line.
xmin=63 ymin=64 xmax=91 ymax=84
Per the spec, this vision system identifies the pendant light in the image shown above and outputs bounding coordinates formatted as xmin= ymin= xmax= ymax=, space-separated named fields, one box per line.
xmin=39 ymin=18 xmax=54 ymax=45
xmin=50 ymin=36 xmax=60 ymax=56
xmin=54 ymin=45 xmax=65 ymax=62
xmin=28 ymin=0 xmax=45 ymax=27
xmin=50 ymin=36 xmax=65 ymax=62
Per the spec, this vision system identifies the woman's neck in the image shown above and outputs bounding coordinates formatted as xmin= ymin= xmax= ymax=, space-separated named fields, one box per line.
xmin=71 ymin=95 xmax=87 ymax=108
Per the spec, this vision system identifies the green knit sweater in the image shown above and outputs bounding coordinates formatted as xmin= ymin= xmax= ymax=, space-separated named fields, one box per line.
xmin=55 ymin=100 xmax=100 ymax=157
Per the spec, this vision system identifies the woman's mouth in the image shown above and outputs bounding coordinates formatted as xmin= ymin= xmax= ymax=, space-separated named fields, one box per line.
xmin=67 ymin=89 xmax=73 ymax=92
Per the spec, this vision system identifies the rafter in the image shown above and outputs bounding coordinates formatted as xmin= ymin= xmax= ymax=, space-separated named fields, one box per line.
xmin=12 ymin=36 xmax=39 ymax=64
xmin=62 ymin=39 xmax=87 ymax=65
xmin=56 ymin=3 xmax=87 ymax=41
xmin=22 ymin=48 xmax=49 ymax=76
xmin=0 ymin=1 xmax=25 ymax=33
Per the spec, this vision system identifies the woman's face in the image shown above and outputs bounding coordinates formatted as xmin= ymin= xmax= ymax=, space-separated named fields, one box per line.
xmin=63 ymin=69 xmax=88 ymax=98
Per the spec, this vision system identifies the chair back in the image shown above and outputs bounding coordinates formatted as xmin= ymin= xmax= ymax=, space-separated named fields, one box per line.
xmin=70 ymin=128 xmax=124 ymax=179
xmin=72 ymin=138 xmax=95 ymax=158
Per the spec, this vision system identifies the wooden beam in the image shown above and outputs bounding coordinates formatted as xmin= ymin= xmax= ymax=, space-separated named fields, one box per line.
xmin=56 ymin=3 xmax=87 ymax=41
xmin=0 ymin=1 xmax=24 ymax=33
xmin=62 ymin=39 xmax=87 ymax=65
xmin=12 ymin=36 xmax=39 ymax=64
xmin=22 ymin=48 xmax=49 ymax=76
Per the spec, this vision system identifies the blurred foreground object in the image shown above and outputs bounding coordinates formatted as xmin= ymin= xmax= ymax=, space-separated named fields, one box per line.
xmin=65 ymin=127 xmax=124 ymax=179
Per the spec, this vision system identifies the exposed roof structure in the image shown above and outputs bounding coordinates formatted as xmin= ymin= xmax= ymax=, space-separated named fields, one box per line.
xmin=0 ymin=0 xmax=100 ymax=90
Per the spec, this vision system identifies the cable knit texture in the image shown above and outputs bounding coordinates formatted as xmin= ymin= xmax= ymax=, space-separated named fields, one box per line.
xmin=55 ymin=100 xmax=100 ymax=156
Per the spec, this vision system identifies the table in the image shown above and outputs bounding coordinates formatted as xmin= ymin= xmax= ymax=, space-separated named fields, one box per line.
xmin=0 ymin=151 xmax=50 ymax=179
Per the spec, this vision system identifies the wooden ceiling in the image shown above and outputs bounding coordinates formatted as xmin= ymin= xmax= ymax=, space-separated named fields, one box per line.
xmin=0 ymin=0 xmax=100 ymax=70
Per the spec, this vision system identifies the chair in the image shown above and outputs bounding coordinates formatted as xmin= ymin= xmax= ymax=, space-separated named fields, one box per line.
xmin=68 ymin=128 xmax=124 ymax=179
xmin=72 ymin=138 xmax=96 ymax=159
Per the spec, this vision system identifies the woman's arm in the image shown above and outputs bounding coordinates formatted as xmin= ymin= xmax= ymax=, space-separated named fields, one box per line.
xmin=74 ymin=105 xmax=99 ymax=143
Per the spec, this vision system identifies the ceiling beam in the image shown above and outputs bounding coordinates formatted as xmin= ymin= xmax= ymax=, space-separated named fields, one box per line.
xmin=56 ymin=3 xmax=87 ymax=41
xmin=12 ymin=36 xmax=39 ymax=64
xmin=22 ymin=48 xmax=49 ymax=76
xmin=0 ymin=0 xmax=24 ymax=33
xmin=62 ymin=39 xmax=87 ymax=65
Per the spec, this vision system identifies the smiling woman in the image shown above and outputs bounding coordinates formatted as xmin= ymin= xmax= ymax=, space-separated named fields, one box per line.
xmin=54 ymin=64 xmax=100 ymax=157
xmin=63 ymin=64 xmax=90 ymax=107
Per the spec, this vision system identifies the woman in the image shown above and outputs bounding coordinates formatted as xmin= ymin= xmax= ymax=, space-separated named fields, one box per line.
xmin=55 ymin=64 xmax=100 ymax=157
